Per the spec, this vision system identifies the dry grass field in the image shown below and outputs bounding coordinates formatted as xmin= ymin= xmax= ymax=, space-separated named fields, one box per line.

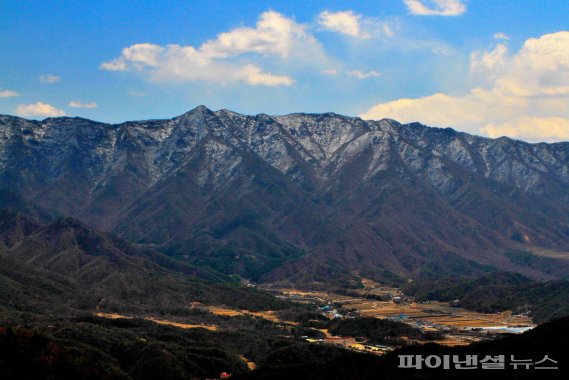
xmin=94 ymin=312 xmax=218 ymax=331
xmin=204 ymin=306 xmax=298 ymax=325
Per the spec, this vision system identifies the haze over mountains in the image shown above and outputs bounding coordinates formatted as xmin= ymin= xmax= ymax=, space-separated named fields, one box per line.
xmin=2 ymin=106 xmax=569 ymax=286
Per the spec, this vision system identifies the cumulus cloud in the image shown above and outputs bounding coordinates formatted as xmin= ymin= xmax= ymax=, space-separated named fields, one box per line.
xmin=362 ymin=90 xmax=518 ymax=129
xmin=349 ymin=70 xmax=381 ymax=79
xmin=0 ymin=90 xmax=20 ymax=98
xmin=199 ymin=11 xmax=318 ymax=59
xmin=69 ymin=101 xmax=97 ymax=108
xmin=100 ymin=11 xmax=324 ymax=86
xmin=481 ymin=117 xmax=569 ymax=142
xmin=15 ymin=102 xmax=66 ymax=117
xmin=39 ymin=74 xmax=61 ymax=83
xmin=316 ymin=10 xmax=394 ymax=39
xmin=317 ymin=11 xmax=361 ymax=37
xmin=404 ymin=0 xmax=466 ymax=16
xmin=361 ymin=31 xmax=569 ymax=142
xmin=100 ymin=43 xmax=163 ymax=72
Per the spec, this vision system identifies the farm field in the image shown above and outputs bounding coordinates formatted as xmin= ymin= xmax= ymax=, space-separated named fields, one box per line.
xmin=350 ymin=300 xmax=532 ymax=329
xmin=270 ymin=285 xmax=535 ymax=347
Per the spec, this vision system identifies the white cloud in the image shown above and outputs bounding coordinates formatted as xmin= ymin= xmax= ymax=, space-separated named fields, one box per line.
xmin=361 ymin=31 xmax=569 ymax=142
xmin=481 ymin=117 xmax=569 ymax=142
xmin=100 ymin=60 xmax=127 ymax=71
xmin=102 ymin=43 xmax=295 ymax=86
xmin=101 ymin=11 xmax=324 ymax=86
xmin=101 ymin=43 xmax=163 ymax=71
xmin=200 ymin=11 xmax=318 ymax=59
xmin=317 ymin=11 xmax=363 ymax=38
xmin=15 ymin=102 xmax=65 ymax=117
xmin=69 ymin=101 xmax=97 ymax=108
xmin=129 ymin=90 xmax=147 ymax=97
xmin=494 ymin=32 xmax=510 ymax=41
xmin=236 ymin=64 xmax=295 ymax=86
xmin=470 ymin=43 xmax=508 ymax=80
xmin=349 ymin=70 xmax=381 ymax=79
xmin=316 ymin=10 xmax=394 ymax=39
xmin=404 ymin=0 xmax=466 ymax=16
xmin=0 ymin=90 xmax=20 ymax=98
xmin=362 ymin=90 xmax=518 ymax=129
xmin=39 ymin=74 xmax=61 ymax=83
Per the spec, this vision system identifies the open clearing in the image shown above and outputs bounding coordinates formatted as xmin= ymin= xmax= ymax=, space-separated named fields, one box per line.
xmin=94 ymin=312 xmax=218 ymax=331
xmin=200 ymin=305 xmax=299 ymax=325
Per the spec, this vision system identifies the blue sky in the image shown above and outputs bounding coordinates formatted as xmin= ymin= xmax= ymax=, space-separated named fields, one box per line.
xmin=1 ymin=0 xmax=569 ymax=142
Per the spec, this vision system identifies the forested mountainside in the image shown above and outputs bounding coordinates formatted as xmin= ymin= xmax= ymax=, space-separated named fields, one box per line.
xmin=2 ymin=106 xmax=569 ymax=284
xmin=0 ymin=204 xmax=287 ymax=315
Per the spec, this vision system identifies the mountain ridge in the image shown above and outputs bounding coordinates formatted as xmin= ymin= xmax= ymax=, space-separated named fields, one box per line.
xmin=4 ymin=105 xmax=569 ymax=145
xmin=2 ymin=106 xmax=569 ymax=285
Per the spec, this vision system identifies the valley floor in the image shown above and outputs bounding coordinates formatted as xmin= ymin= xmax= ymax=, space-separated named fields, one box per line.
xmin=92 ymin=279 xmax=535 ymax=357
xmin=266 ymin=281 xmax=535 ymax=350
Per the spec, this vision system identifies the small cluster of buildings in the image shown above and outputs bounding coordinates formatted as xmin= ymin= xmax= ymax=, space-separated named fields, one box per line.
xmin=318 ymin=305 xmax=343 ymax=319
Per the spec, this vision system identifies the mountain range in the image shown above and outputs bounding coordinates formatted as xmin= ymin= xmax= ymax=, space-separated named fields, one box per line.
xmin=2 ymin=106 xmax=569 ymax=286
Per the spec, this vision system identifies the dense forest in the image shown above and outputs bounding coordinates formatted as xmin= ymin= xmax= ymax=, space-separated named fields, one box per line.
xmin=3 ymin=315 xmax=568 ymax=380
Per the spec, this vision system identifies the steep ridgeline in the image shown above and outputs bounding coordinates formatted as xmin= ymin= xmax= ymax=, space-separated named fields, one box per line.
xmin=2 ymin=106 xmax=569 ymax=285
